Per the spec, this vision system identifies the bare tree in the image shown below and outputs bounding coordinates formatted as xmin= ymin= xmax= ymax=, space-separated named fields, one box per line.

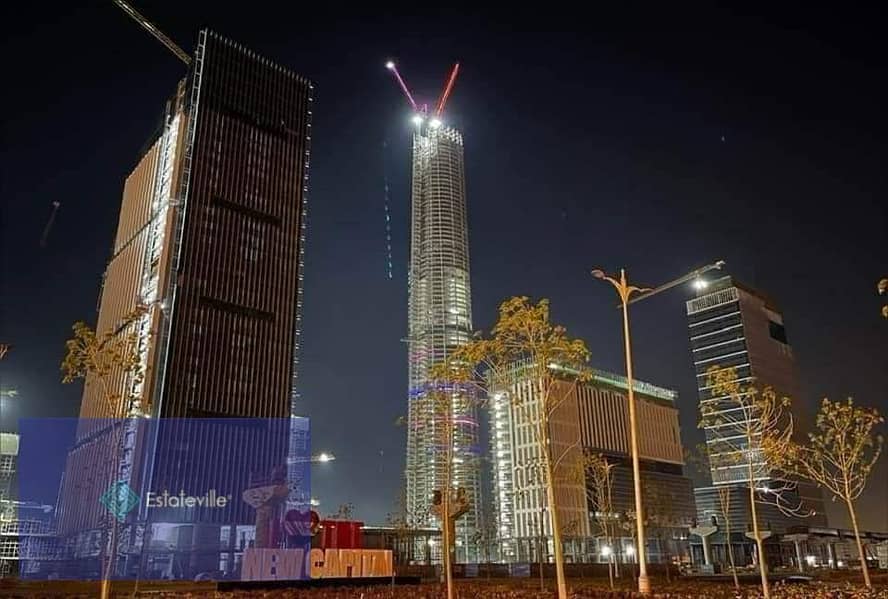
xmin=386 ymin=489 xmax=432 ymax=566
xmin=643 ymin=479 xmax=692 ymax=583
xmin=770 ymin=398 xmax=884 ymax=588
xmin=327 ymin=502 xmax=355 ymax=520
xmin=688 ymin=442 xmax=741 ymax=589
xmin=582 ymin=452 xmax=617 ymax=589
xmin=700 ymin=366 xmax=803 ymax=599
xmin=716 ymin=485 xmax=740 ymax=589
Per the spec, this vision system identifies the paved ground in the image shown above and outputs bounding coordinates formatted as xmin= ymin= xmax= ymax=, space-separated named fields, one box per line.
xmin=2 ymin=574 xmax=887 ymax=598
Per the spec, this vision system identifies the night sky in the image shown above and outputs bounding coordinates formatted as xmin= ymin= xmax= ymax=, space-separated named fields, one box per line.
xmin=2 ymin=4 xmax=886 ymax=530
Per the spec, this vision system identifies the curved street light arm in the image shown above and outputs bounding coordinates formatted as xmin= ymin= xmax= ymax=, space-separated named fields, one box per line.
xmin=626 ymin=260 xmax=725 ymax=306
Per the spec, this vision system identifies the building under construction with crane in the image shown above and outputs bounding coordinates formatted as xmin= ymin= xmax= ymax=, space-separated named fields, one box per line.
xmin=387 ymin=61 xmax=482 ymax=562
xmin=41 ymin=3 xmax=315 ymax=580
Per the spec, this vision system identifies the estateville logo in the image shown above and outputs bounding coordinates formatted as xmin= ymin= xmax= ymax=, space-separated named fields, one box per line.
xmin=99 ymin=482 xmax=231 ymax=521
xmin=99 ymin=481 xmax=140 ymax=522
xmin=146 ymin=489 xmax=232 ymax=508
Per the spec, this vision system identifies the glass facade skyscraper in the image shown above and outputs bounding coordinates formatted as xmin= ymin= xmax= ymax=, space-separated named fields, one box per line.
xmin=687 ymin=276 xmax=826 ymax=532
xmin=404 ymin=122 xmax=481 ymax=562
xmin=55 ymin=30 xmax=314 ymax=578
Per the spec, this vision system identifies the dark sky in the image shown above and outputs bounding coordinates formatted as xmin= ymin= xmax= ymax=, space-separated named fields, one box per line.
xmin=2 ymin=4 xmax=886 ymax=529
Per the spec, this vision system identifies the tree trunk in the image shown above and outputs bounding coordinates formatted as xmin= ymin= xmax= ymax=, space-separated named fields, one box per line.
xmin=538 ymin=374 xmax=567 ymax=599
xmin=720 ymin=488 xmax=739 ymax=590
xmin=663 ymin=536 xmax=671 ymax=582
xmin=725 ymin=520 xmax=739 ymax=589
xmin=442 ymin=414 xmax=454 ymax=599
xmin=100 ymin=421 xmax=127 ymax=599
xmin=544 ymin=463 xmax=568 ymax=599
xmin=846 ymin=496 xmax=872 ymax=588
xmin=748 ymin=480 xmax=770 ymax=599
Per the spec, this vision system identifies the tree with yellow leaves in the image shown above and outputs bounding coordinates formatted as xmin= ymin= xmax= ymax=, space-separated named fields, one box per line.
xmin=61 ymin=307 xmax=147 ymax=599
xmin=769 ymin=398 xmax=884 ymax=588
xmin=700 ymin=366 xmax=801 ymax=599
xmin=431 ymin=296 xmax=590 ymax=599
xmin=62 ymin=309 xmax=147 ymax=417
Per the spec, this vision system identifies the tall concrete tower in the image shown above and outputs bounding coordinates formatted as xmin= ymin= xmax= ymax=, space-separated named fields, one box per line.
xmin=388 ymin=62 xmax=481 ymax=561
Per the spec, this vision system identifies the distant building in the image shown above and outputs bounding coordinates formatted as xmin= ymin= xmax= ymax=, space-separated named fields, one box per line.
xmin=489 ymin=363 xmax=695 ymax=564
xmin=54 ymin=30 xmax=314 ymax=580
xmin=0 ymin=433 xmax=14 ymax=503
xmin=1 ymin=433 xmax=59 ymax=578
xmin=686 ymin=276 xmax=826 ymax=568
xmin=404 ymin=119 xmax=481 ymax=562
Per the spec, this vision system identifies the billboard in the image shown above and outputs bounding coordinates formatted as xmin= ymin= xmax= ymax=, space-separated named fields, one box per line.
xmin=16 ymin=417 xmax=311 ymax=582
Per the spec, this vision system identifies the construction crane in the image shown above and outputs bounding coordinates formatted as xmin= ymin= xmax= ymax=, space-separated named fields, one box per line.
xmin=385 ymin=60 xmax=461 ymax=118
xmin=381 ymin=60 xmax=461 ymax=281
xmin=112 ymin=0 xmax=191 ymax=65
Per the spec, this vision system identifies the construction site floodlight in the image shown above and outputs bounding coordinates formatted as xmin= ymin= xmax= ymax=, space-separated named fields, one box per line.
xmin=385 ymin=61 xmax=395 ymax=70
xmin=412 ymin=114 xmax=424 ymax=126
xmin=316 ymin=452 xmax=335 ymax=463
xmin=429 ymin=118 xmax=442 ymax=128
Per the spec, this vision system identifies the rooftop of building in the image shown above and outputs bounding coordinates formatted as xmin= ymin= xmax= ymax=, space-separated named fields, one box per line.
xmin=696 ymin=274 xmax=782 ymax=313
xmin=500 ymin=360 xmax=678 ymax=402
xmin=588 ymin=367 xmax=678 ymax=402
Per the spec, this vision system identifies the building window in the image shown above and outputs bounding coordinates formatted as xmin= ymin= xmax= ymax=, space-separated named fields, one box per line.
xmin=768 ymin=320 xmax=788 ymax=344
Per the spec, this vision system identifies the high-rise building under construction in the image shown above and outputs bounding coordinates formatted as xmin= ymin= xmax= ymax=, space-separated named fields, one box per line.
xmin=388 ymin=61 xmax=482 ymax=561
xmin=56 ymin=29 xmax=314 ymax=578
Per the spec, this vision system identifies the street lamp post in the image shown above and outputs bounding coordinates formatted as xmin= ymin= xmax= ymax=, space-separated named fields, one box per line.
xmin=591 ymin=260 xmax=724 ymax=595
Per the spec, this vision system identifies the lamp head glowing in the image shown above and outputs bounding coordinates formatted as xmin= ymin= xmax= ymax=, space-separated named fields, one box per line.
xmin=693 ymin=279 xmax=709 ymax=291
xmin=385 ymin=61 xmax=395 ymax=70
xmin=316 ymin=452 xmax=335 ymax=463
xmin=412 ymin=114 xmax=424 ymax=126
xmin=601 ymin=545 xmax=612 ymax=557
xmin=429 ymin=118 xmax=442 ymax=128
xmin=626 ymin=545 xmax=635 ymax=556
